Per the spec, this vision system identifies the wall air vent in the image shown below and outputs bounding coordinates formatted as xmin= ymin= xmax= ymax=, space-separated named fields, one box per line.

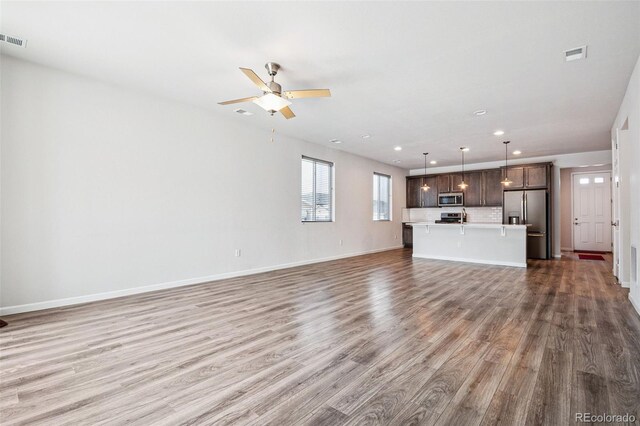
xmin=0 ymin=33 xmax=28 ymax=48
xmin=564 ymin=45 xmax=587 ymax=62
xmin=234 ymin=108 xmax=253 ymax=116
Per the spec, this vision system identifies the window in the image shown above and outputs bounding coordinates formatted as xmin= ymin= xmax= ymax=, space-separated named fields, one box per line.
xmin=579 ymin=177 xmax=590 ymax=185
xmin=301 ymin=156 xmax=334 ymax=222
xmin=373 ymin=172 xmax=392 ymax=221
xmin=594 ymin=176 xmax=605 ymax=183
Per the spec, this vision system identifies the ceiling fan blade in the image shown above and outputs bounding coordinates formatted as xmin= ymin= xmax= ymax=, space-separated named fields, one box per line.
xmin=218 ymin=96 xmax=258 ymax=105
xmin=239 ymin=68 xmax=271 ymax=92
xmin=283 ymin=89 xmax=331 ymax=99
xmin=280 ymin=106 xmax=295 ymax=119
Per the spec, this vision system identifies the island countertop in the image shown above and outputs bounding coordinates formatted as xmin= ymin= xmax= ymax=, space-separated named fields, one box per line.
xmin=406 ymin=222 xmax=529 ymax=229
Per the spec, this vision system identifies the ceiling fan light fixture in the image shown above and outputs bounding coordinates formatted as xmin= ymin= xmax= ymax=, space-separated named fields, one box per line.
xmin=252 ymin=93 xmax=291 ymax=112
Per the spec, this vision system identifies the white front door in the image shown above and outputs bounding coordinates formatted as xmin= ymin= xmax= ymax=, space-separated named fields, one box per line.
xmin=573 ymin=172 xmax=612 ymax=252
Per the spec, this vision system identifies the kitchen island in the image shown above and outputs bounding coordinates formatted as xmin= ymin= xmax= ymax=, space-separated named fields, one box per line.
xmin=409 ymin=222 xmax=528 ymax=267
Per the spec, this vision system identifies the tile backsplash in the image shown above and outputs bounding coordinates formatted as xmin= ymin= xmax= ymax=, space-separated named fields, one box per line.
xmin=404 ymin=207 xmax=503 ymax=224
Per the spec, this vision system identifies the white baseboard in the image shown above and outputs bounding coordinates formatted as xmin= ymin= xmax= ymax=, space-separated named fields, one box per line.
xmin=412 ymin=254 xmax=527 ymax=268
xmin=0 ymin=245 xmax=404 ymax=316
xmin=630 ymin=293 xmax=640 ymax=316
xmin=553 ymin=254 xmax=562 ymax=259
xmin=621 ymin=281 xmax=631 ymax=289
xmin=560 ymin=247 xmax=573 ymax=252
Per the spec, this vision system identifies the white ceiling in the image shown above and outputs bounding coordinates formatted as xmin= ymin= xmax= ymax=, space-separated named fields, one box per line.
xmin=2 ymin=1 xmax=639 ymax=169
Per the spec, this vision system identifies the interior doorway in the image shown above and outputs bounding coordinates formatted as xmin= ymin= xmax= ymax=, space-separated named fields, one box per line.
xmin=572 ymin=172 xmax=612 ymax=252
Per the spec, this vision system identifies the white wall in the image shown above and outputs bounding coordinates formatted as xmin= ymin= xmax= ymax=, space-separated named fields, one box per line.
xmin=0 ymin=56 xmax=406 ymax=314
xmin=409 ymin=150 xmax=613 ymax=258
xmin=612 ymin=55 xmax=640 ymax=315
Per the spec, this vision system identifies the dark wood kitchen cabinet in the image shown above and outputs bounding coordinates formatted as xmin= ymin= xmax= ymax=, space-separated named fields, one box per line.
xmin=483 ymin=169 xmax=504 ymax=206
xmin=422 ymin=176 xmax=438 ymax=207
xmin=505 ymin=167 xmax=525 ymax=189
xmin=406 ymin=162 xmax=551 ymax=209
xmin=463 ymin=172 xmax=483 ymax=207
xmin=438 ymin=173 xmax=463 ymax=193
xmin=437 ymin=174 xmax=452 ymax=193
xmin=525 ymin=164 xmax=548 ymax=188
xmin=502 ymin=163 xmax=550 ymax=190
xmin=402 ymin=224 xmax=413 ymax=248
xmin=406 ymin=176 xmax=438 ymax=208
xmin=406 ymin=177 xmax=423 ymax=208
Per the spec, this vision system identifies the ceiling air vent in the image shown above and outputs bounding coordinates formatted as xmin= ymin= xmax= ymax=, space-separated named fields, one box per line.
xmin=234 ymin=108 xmax=253 ymax=116
xmin=0 ymin=33 xmax=28 ymax=48
xmin=564 ymin=45 xmax=587 ymax=62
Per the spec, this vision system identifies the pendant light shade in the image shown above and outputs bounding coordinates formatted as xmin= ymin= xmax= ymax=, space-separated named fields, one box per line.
xmin=421 ymin=153 xmax=430 ymax=191
xmin=501 ymin=141 xmax=513 ymax=186
xmin=458 ymin=147 xmax=468 ymax=189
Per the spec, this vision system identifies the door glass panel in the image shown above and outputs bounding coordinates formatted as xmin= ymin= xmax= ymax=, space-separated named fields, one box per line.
xmin=579 ymin=177 xmax=590 ymax=185
xmin=594 ymin=177 xmax=605 ymax=183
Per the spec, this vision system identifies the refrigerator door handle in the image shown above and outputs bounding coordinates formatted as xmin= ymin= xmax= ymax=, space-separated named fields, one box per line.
xmin=520 ymin=193 xmax=525 ymax=224
xmin=523 ymin=193 xmax=528 ymax=224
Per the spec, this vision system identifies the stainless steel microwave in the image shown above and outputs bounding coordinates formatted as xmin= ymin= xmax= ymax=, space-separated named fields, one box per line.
xmin=438 ymin=192 xmax=464 ymax=206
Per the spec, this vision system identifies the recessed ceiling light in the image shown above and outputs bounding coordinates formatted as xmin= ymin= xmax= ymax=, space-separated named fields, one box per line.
xmin=430 ymin=160 xmax=437 ymax=165
xmin=473 ymin=109 xmax=487 ymax=116
xmin=330 ymin=139 xmax=342 ymax=144
xmin=361 ymin=134 xmax=371 ymax=139
xmin=513 ymin=150 xmax=522 ymax=155
xmin=592 ymin=163 xmax=605 ymax=167
xmin=394 ymin=146 xmax=402 ymax=151
xmin=564 ymin=45 xmax=587 ymax=62
xmin=493 ymin=130 xmax=505 ymax=136
xmin=461 ymin=147 xmax=470 ymax=152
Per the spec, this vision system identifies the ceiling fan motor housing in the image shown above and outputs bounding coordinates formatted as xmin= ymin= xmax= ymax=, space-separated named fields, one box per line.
xmin=267 ymin=81 xmax=282 ymax=95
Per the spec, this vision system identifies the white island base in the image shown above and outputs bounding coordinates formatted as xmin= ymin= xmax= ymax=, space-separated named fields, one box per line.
xmin=411 ymin=223 xmax=528 ymax=268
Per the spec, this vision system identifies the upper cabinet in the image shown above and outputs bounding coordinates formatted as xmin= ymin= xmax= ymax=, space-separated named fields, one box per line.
xmin=406 ymin=176 xmax=438 ymax=208
xmin=505 ymin=167 xmax=525 ymax=188
xmin=524 ymin=164 xmax=548 ymax=188
xmin=502 ymin=163 xmax=550 ymax=190
xmin=483 ymin=169 xmax=504 ymax=206
xmin=463 ymin=172 xmax=483 ymax=207
xmin=437 ymin=174 xmax=463 ymax=193
xmin=406 ymin=177 xmax=423 ymax=208
xmin=405 ymin=162 xmax=551 ymax=209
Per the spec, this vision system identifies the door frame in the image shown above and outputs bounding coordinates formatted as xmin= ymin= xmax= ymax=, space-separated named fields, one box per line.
xmin=612 ymin=132 xmax=620 ymax=277
xmin=570 ymin=170 xmax=612 ymax=252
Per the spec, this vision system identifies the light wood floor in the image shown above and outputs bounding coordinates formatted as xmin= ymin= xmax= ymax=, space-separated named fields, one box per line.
xmin=1 ymin=249 xmax=639 ymax=425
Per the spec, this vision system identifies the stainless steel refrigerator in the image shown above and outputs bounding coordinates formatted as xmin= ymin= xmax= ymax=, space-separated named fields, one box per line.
xmin=503 ymin=190 xmax=550 ymax=259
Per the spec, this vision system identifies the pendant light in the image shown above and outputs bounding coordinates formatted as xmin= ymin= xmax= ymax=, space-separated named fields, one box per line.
xmin=501 ymin=141 xmax=513 ymax=186
xmin=421 ymin=153 xmax=430 ymax=191
xmin=458 ymin=147 xmax=468 ymax=189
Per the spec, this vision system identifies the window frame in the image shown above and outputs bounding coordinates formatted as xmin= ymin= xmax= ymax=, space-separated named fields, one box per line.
xmin=373 ymin=172 xmax=392 ymax=222
xmin=301 ymin=155 xmax=335 ymax=223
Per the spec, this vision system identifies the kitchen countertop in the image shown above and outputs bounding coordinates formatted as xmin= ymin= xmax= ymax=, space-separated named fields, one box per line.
xmin=406 ymin=222 xmax=530 ymax=229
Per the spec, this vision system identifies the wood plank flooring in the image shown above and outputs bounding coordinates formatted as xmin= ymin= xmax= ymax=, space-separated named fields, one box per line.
xmin=1 ymin=249 xmax=639 ymax=425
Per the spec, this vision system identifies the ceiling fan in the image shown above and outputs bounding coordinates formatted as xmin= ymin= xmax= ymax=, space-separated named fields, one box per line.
xmin=218 ymin=62 xmax=331 ymax=119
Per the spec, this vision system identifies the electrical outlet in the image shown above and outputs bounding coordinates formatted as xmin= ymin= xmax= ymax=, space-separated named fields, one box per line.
xmin=235 ymin=249 xmax=241 ymax=257
xmin=339 ymin=239 xmax=343 ymax=246
xmin=394 ymin=234 xmax=398 ymax=239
